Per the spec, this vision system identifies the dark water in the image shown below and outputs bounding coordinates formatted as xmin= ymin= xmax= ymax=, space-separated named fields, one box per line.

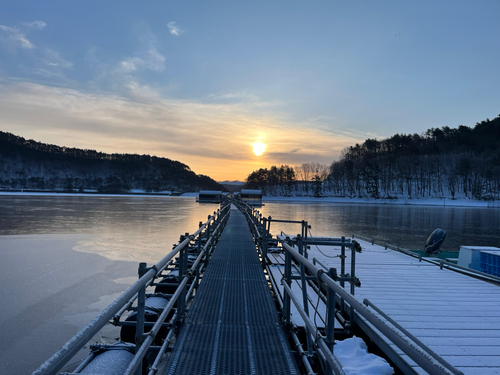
xmin=0 ymin=195 xmax=219 ymax=263
xmin=1 ymin=195 xmax=499 ymax=374
xmin=0 ymin=194 xmax=218 ymax=375
xmin=1 ymin=195 xmax=499 ymax=252
xmin=259 ymin=202 xmax=500 ymax=252
xmin=0 ymin=195 xmax=216 ymax=236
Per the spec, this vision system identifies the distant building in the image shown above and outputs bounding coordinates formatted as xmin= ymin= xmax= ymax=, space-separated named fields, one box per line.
xmin=240 ymin=189 xmax=262 ymax=206
xmin=197 ymin=190 xmax=222 ymax=203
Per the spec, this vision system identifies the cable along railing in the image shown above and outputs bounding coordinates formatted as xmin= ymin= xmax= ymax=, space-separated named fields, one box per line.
xmin=352 ymin=234 xmax=500 ymax=286
xmin=235 ymin=200 xmax=463 ymax=375
xmin=33 ymin=202 xmax=231 ymax=375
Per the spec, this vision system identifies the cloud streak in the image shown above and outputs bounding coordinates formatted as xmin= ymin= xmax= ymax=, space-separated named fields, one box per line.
xmin=167 ymin=21 xmax=183 ymax=36
xmin=42 ymin=48 xmax=73 ymax=69
xmin=22 ymin=21 xmax=47 ymax=30
xmin=0 ymin=25 xmax=34 ymax=49
xmin=0 ymin=81 xmax=363 ymax=180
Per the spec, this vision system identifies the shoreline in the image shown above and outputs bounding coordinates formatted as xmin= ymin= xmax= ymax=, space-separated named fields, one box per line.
xmin=0 ymin=191 xmax=498 ymax=208
xmin=0 ymin=191 xmax=188 ymax=198
xmin=262 ymin=195 xmax=496 ymax=208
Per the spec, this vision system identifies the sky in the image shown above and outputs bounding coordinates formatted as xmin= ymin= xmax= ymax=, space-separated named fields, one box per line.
xmin=0 ymin=1 xmax=499 ymax=181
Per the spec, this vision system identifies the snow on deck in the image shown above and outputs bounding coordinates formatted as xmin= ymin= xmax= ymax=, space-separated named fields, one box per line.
xmin=304 ymin=240 xmax=500 ymax=375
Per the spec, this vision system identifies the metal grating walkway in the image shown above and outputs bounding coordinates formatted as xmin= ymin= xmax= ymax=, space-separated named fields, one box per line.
xmin=163 ymin=207 xmax=299 ymax=375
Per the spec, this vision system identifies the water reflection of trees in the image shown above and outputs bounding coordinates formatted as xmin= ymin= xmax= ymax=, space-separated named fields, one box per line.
xmin=260 ymin=203 xmax=500 ymax=252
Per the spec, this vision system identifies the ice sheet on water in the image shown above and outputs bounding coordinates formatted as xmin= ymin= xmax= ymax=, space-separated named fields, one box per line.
xmin=335 ymin=336 xmax=394 ymax=375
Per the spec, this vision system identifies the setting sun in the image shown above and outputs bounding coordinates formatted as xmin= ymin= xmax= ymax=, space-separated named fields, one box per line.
xmin=252 ymin=142 xmax=266 ymax=156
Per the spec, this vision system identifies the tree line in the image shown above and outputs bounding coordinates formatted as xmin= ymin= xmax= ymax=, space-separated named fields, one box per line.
xmin=246 ymin=163 xmax=329 ymax=197
xmin=245 ymin=115 xmax=500 ymax=200
xmin=0 ymin=131 xmax=223 ymax=193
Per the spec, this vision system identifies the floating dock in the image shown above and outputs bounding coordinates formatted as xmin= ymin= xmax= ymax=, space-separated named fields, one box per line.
xmin=163 ymin=206 xmax=299 ymax=374
xmin=34 ymin=201 xmax=500 ymax=375
xmin=267 ymin=236 xmax=500 ymax=375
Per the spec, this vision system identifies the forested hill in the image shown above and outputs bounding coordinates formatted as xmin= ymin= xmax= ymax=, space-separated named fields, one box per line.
xmin=329 ymin=115 xmax=500 ymax=200
xmin=0 ymin=131 xmax=224 ymax=193
xmin=245 ymin=115 xmax=500 ymax=201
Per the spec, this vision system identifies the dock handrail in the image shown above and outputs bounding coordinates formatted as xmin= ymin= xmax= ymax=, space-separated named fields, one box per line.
xmin=362 ymin=299 xmax=463 ymax=375
xmin=352 ymin=234 xmax=500 ymax=285
xmin=280 ymin=241 xmax=463 ymax=375
xmin=125 ymin=205 xmax=231 ymax=375
xmin=33 ymin=202 xmax=231 ymax=375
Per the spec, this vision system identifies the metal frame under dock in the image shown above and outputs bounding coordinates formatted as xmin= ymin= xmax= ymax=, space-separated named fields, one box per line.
xmin=287 ymin=237 xmax=500 ymax=375
xmin=34 ymin=199 xmax=500 ymax=375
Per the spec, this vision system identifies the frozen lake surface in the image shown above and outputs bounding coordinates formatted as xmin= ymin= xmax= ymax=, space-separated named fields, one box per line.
xmin=0 ymin=195 xmax=215 ymax=374
xmin=0 ymin=194 xmax=499 ymax=373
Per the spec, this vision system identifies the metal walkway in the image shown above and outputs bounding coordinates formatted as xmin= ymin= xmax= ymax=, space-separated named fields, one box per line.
xmin=163 ymin=207 xmax=299 ymax=375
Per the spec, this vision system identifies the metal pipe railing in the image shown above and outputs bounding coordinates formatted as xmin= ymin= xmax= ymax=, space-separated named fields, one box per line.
xmin=147 ymin=322 xmax=176 ymax=375
xmin=363 ymin=299 xmax=464 ymax=375
xmin=282 ymin=281 xmax=345 ymax=375
xmin=281 ymin=241 xmax=461 ymax=375
xmin=291 ymin=327 xmax=316 ymax=375
xmin=353 ymin=234 xmax=500 ymax=285
xmin=124 ymin=276 xmax=190 ymax=375
xmin=126 ymin=204 xmax=231 ymax=375
xmin=434 ymin=258 xmax=500 ymax=284
xmin=233 ymin=199 xmax=262 ymax=239
xmin=241 ymin=208 xmax=465 ymax=374
xmin=33 ymin=202 xmax=230 ymax=375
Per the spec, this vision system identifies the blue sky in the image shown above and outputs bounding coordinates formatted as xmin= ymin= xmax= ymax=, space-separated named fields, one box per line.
xmin=1 ymin=1 xmax=499 ymax=180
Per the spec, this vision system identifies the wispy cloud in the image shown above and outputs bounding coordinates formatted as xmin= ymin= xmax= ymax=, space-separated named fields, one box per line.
xmin=0 ymin=82 xmax=363 ymax=179
xmin=0 ymin=21 xmax=74 ymax=82
xmin=115 ymin=29 xmax=165 ymax=77
xmin=167 ymin=21 xmax=183 ymax=36
xmin=0 ymin=25 xmax=34 ymax=49
xmin=22 ymin=21 xmax=47 ymax=30
xmin=116 ymin=46 xmax=165 ymax=75
xmin=209 ymin=91 xmax=261 ymax=103
xmin=43 ymin=48 xmax=73 ymax=69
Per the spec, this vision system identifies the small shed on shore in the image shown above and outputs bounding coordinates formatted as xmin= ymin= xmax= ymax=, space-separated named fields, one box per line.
xmin=240 ymin=189 xmax=262 ymax=206
xmin=197 ymin=190 xmax=222 ymax=203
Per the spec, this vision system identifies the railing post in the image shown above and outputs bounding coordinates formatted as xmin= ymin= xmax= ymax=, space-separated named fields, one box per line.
xmin=197 ymin=222 xmax=203 ymax=287
xmin=340 ymin=237 xmax=346 ymax=316
xmin=340 ymin=237 xmax=346 ymax=288
xmin=136 ymin=262 xmax=147 ymax=374
xmin=262 ymin=217 xmax=268 ymax=261
xmin=297 ymin=234 xmax=313 ymax=355
xmin=325 ymin=285 xmax=336 ymax=375
xmin=176 ymin=234 xmax=188 ymax=326
xmin=283 ymin=243 xmax=292 ymax=327
xmin=350 ymin=244 xmax=356 ymax=296
xmin=198 ymin=221 xmax=203 ymax=251
xmin=304 ymin=220 xmax=309 ymax=259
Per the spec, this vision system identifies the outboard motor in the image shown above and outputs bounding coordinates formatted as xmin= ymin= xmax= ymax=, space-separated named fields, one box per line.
xmin=424 ymin=229 xmax=446 ymax=255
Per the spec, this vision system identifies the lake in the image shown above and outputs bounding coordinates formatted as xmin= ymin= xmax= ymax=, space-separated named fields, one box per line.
xmin=1 ymin=194 xmax=499 ymax=374
xmin=259 ymin=201 xmax=500 ymax=252
xmin=3 ymin=195 xmax=499 ymax=253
